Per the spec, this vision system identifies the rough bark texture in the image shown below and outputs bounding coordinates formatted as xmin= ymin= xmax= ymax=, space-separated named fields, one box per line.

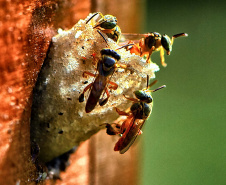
xmin=0 ymin=0 xmax=143 ymax=184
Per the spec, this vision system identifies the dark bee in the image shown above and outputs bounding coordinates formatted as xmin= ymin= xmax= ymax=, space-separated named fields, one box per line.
xmin=79 ymin=48 xmax=121 ymax=113
xmin=104 ymin=76 xmax=166 ymax=153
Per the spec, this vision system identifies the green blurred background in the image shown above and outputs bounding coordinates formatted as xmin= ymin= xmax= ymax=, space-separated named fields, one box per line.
xmin=142 ymin=0 xmax=226 ymax=185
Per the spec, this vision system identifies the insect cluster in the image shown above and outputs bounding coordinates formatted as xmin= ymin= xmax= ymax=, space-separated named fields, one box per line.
xmin=30 ymin=12 xmax=187 ymax=162
xmin=78 ymin=12 xmax=187 ymax=153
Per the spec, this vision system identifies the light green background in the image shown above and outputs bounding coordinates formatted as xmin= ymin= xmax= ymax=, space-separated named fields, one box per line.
xmin=142 ymin=1 xmax=226 ymax=185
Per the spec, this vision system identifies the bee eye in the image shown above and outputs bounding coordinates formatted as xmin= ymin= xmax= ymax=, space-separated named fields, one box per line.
xmin=153 ymin=32 xmax=161 ymax=37
xmin=112 ymin=52 xmax=121 ymax=60
xmin=161 ymin=34 xmax=172 ymax=53
xmin=101 ymin=49 xmax=121 ymax=60
xmin=103 ymin=57 xmax=115 ymax=70
xmin=146 ymin=97 xmax=152 ymax=103
xmin=100 ymin=15 xmax=117 ymax=29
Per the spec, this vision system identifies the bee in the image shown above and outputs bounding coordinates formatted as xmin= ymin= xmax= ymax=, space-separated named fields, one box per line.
xmin=122 ymin=32 xmax=188 ymax=67
xmin=86 ymin=12 xmax=121 ymax=43
xmin=102 ymin=123 xmax=121 ymax=135
xmin=104 ymin=76 xmax=166 ymax=154
xmin=79 ymin=48 xmax=125 ymax=113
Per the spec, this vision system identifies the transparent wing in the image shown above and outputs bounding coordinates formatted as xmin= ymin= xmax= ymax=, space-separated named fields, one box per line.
xmin=120 ymin=33 xmax=148 ymax=43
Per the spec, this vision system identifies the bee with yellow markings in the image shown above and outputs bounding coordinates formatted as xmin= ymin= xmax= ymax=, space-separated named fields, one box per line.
xmin=122 ymin=32 xmax=188 ymax=67
xmin=86 ymin=12 xmax=122 ymax=43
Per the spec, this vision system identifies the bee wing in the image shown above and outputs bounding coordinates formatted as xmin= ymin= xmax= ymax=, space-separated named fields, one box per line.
xmin=99 ymin=68 xmax=116 ymax=102
xmin=120 ymin=33 xmax=148 ymax=43
xmin=114 ymin=117 xmax=145 ymax=154
xmin=119 ymin=119 xmax=145 ymax=154
xmin=85 ymin=75 xmax=106 ymax=113
xmin=119 ymin=132 xmax=138 ymax=154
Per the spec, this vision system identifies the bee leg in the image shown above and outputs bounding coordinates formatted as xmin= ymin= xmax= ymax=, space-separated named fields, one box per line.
xmin=160 ymin=47 xmax=167 ymax=67
xmin=115 ymin=63 xmax=128 ymax=70
xmin=99 ymin=81 xmax=118 ymax=106
xmin=115 ymin=107 xmax=130 ymax=116
xmin=138 ymin=38 xmax=145 ymax=54
xmin=108 ymin=81 xmax=118 ymax=90
xmin=99 ymin=88 xmax=110 ymax=106
xmin=147 ymin=79 xmax=158 ymax=89
xmin=145 ymin=46 xmax=155 ymax=63
xmin=101 ymin=29 xmax=114 ymax=34
xmin=79 ymin=83 xmax=93 ymax=102
xmin=137 ymin=129 xmax=143 ymax=135
xmin=101 ymin=123 xmax=121 ymax=135
xmin=90 ymin=52 xmax=99 ymax=65
xmin=132 ymin=45 xmax=141 ymax=55
xmin=82 ymin=71 xmax=95 ymax=78
xmin=123 ymin=94 xmax=138 ymax=102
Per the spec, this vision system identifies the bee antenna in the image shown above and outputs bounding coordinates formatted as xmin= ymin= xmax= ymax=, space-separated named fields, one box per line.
xmin=172 ymin=33 xmax=188 ymax=39
xmin=147 ymin=75 xmax=149 ymax=89
xmin=116 ymin=43 xmax=134 ymax=50
xmin=152 ymin=85 xmax=166 ymax=92
xmin=97 ymin=30 xmax=109 ymax=46
xmin=148 ymin=80 xmax=158 ymax=88
xmin=86 ymin=12 xmax=99 ymax=24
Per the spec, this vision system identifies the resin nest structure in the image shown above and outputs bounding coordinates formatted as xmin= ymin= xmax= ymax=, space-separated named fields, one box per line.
xmin=30 ymin=13 xmax=159 ymax=162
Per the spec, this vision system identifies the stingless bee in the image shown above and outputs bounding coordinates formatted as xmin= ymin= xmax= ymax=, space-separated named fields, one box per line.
xmin=86 ymin=12 xmax=122 ymax=43
xmin=122 ymin=32 xmax=188 ymax=67
xmin=79 ymin=48 xmax=126 ymax=113
xmin=103 ymin=76 xmax=166 ymax=153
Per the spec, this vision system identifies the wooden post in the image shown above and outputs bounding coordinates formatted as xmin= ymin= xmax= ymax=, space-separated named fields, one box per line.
xmin=0 ymin=0 xmax=143 ymax=184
